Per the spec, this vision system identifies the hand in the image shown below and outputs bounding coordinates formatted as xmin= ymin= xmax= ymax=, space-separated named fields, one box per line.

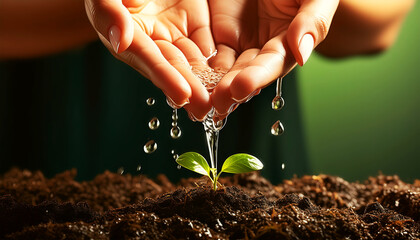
xmin=85 ymin=0 xmax=216 ymax=120
xmin=208 ymin=0 xmax=339 ymax=119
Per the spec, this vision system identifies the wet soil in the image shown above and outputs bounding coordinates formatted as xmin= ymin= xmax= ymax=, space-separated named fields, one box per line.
xmin=1 ymin=168 xmax=419 ymax=239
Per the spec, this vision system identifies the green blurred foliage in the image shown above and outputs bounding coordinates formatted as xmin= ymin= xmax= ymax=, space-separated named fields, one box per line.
xmin=299 ymin=3 xmax=420 ymax=182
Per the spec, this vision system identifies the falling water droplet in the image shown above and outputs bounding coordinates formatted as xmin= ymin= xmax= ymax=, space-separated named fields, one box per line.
xmin=171 ymin=109 xmax=178 ymax=121
xmin=148 ymin=117 xmax=160 ymax=130
xmin=271 ymin=120 xmax=284 ymax=136
xmin=177 ymin=165 xmax=182 ymax=170
xmin=271 ymin=96 xmax=285 ymax=110
xmin=137 ymin=165 xmax=142 ymax=171
xmin=170 ymin=126 xmax=182 ymax=139
xmin=146 ymin=98 xmax=155 ymax=106
xmin=117 ymin=167 xmax=124 ymax=175
xmin=173 ymin=154 xmax=179 ymax=160
xmin=281 ymin=163 xmax=285 ymax=170
xmin=143 ymin=140 xmax=157 ymax=154
xmin=171 ymin=149 xmax=175 ymax=155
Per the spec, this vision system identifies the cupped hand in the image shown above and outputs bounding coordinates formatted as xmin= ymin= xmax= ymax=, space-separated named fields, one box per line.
xmin=208 ymin=0 xmax=339 ymax=119
xmin=85 ymin=0 xmax=216 ymax=121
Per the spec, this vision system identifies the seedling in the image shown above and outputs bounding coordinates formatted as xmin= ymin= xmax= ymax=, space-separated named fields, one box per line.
xmin=176 ymin=152 xmax=263 ymax=190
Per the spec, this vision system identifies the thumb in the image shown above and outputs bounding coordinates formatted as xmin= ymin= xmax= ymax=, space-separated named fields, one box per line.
xmin=85 ymin=0 xmax=134 ymax=53
xmin=287 ymin=0 xmax=339 ymax=66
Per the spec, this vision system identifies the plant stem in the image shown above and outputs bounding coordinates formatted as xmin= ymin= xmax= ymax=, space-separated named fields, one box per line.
xmin=211 ymin=168 xmax=218 ymax=190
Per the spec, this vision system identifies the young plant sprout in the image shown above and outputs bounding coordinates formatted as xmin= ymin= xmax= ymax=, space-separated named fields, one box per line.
xmin=176 ymin=152 xmax=263 ymax=190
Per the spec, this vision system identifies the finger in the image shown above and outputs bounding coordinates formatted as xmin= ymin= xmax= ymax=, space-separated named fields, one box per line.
xmin=211 ymin=48 xmax=260 ymax=117
xmin=186 ymin=1 xmax=216 ymax=57
xmin=189 ymin=26 xmax=216 ymax=58
xmin=229 ymin=34 xmax=296 ymax=102
xmin=114 ymin=27 xmax=192 ymax=106
xmin=172 ymin=37 xmax=207 ymax=68
xmin=286 ymin=0 xmax=339 ymax=66
xmin=208 ymin=44 xmax=237 ymax=71
xmin=85 ymin=0 xmax=134 ymax=53
xmin=155 ymin=40 xmax=212 ymax=121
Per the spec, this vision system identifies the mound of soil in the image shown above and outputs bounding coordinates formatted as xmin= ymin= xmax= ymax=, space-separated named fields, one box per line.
xmin=1 ymin=168 xmax=420 ymax=239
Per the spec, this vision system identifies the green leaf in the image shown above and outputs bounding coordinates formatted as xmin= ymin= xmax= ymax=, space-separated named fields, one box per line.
xmin=221 ymin=153 xmax=263 ymax=174
xmin=176 ymin=152 xmax=210 ymax=176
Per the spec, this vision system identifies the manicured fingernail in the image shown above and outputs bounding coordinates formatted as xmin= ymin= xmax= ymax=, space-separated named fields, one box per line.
xmin=166 ymin=97 xmax=189 ymax=109
xmin=298 ymin=34 xmax=314 ymax=66
xmin=109 ymin=25 xmax=121 ymax=53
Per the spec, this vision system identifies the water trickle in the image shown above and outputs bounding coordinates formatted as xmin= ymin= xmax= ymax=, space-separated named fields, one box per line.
xmin=148 ymin=117 xmax=160 ymax=130
xmin=275 ymin=77 xmax=283 ymax=97
xmin=146 ymin=98 xmax=155 ymax=106
xmin=271 ymin=120 xmax=284 ymax=136
xmin=170 ymin=109 xmax=182 ymax=139
xmin=271 ymin=78 xmax=285 ymax=135
xmin=170 ymin=126 xmax=182 ymax=139
xmin=191 ymin=64 xmax=228 ymax=190
xmin=171 ymin=110 xmax=178 ymax=121
xmin=203 ymin=109 xmax=227 ymax=180
xmin=137 ymin=165 xmax=142 ymax=171
xmin=117 ymin=167 xmax=124 ymax=175
xmin=143 ymin=140 xmax=157 ymax=154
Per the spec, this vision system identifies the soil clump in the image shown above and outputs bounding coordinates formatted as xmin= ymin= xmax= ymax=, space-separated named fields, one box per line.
xmin=1 ymin=168 xmax=419 ymax=239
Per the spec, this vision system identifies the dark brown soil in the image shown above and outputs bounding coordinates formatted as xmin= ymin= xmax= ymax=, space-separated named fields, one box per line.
xmin=1 ymin=168 xmax=420 ymax=239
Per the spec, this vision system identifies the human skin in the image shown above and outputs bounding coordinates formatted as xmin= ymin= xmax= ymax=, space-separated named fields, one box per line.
xmin=0 ymin=0 xmax=97 ymax=58
xmin=208 ymin=0 xmax=415 ymax=119
xmin=0 ymin=0 xmax=415 ymax=120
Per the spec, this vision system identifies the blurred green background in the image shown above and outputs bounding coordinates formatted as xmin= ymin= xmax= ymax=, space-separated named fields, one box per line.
xmin=1 ymin=3 xmax=418 ymax=184
xmin=299 ymin=3 xmax=420 ymax=182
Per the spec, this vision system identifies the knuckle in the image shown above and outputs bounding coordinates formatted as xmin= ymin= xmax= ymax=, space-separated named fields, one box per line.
xmin=313 ymin=15 xmax=330 ymax=41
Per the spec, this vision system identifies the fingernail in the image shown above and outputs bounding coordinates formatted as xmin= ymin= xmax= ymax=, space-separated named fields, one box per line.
xmin=109 ymin=25 xmax=121 ymax=53
xmin=166 ymin=97 xmax=190 ymax=109
xmin=298 ymin=34 xmax=314 ymax=66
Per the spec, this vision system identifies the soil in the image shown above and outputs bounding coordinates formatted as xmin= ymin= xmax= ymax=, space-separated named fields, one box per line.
xmin=1 ymin=168 xmax=420 ymax=239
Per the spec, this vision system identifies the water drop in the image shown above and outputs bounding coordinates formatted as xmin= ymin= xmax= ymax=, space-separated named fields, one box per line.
xmin=173 ymin=154 xmax=179 ymax=160
xmin=137 ymin=165 xmax=142 ymax=171
xmin=117 ymin=167 xmax=124 ymax=175
xmin=171 ymin=149 xmax=175 ymax=154
xmin=271 ymin=96 xmax=285 ymax=110
xmin=143 ymin=140 xmax=157 ymax=154
xmin=148 ymin=117 xmax=160 ymax=130
xmin=281 ymin=163 xmax=285 ymax=170
xmin=170 ymin=126 xmax=182 ymax=139
xmin=146 ymin=98 xmax=155 ymax=106
xmin=177 ymin=165 xmax=182 ymax=170
xmin=271 ymin=120 xmax=284 ymax=136
xmin=171 ymin=109 xmax=178 ymax=121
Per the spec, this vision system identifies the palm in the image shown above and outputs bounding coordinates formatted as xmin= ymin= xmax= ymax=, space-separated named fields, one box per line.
xmin=130 ymin=0 xmax=209 ymax=48
xmin=111 ymin=0 xmax=216 ymax=120
xmin=209 ymin=0 xmax=299 ymax=116
xmin=212 ymin=0 xmax=296 ymax=52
